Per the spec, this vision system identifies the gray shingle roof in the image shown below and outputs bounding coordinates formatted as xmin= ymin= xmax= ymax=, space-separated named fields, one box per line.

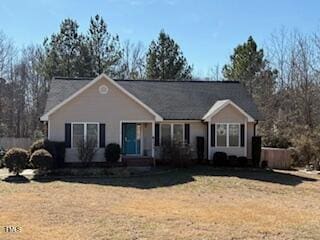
xmin=44 ymin=77 xmax=262 ymax=120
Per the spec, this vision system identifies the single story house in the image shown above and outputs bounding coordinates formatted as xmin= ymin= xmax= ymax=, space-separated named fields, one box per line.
xmin=40 ymin=74 xmax=262 ymax=164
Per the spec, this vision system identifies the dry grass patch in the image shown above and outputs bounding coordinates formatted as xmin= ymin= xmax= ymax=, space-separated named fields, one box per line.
xmin=0 ymin=167 xmax=319 ymax=240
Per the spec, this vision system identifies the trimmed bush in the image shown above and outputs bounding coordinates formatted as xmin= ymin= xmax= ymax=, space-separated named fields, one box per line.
xmin=30 ymin=149 xmax=54 ymax=170
xmin=3 ymin=148 xmax=29 ymax=175
xmin=105 ymin=143 xmax=121 ymax=162
xmin=213 ymin=152 xmax=227 ymax=167
xmin=238 ymin=156 xmax=248 ymax=167
xmin=30 ymin=139 xmax=65 ymax=168
xmin=30 ymin=139 xmax=46 ymax=154
xmin=160 ymin=141 xmax=193 ymax=168
xmin=228 ymin=155 xmax=238 ymax=167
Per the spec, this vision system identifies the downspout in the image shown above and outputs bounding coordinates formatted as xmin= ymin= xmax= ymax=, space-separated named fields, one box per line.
xmin=253 ymin=120 xmax=258 ymax=136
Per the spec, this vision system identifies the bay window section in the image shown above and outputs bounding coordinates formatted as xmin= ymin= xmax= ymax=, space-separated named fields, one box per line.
xmin=215 ymin=123 xmax=242 ymax=147
xmin=229 ymin=124 xmax=240 ymax=147
xmin=216 ymin=124 xmax=227 ymax=147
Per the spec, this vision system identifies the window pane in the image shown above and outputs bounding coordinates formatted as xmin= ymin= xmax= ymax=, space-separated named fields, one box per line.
xmin=173 ymin=124 xmax=183 ymax=144
xmin=229 ymin=124 xmax=240 ymax=147
xmin=73 ymin=124 xmax=84 ymax=147
xmin=216 ymin=124 xmax=227 ymax=147
xmin=161 ymin=124 xmax=171 ymax=145
xmin=87 ymin=124 xmax=98 ymax=147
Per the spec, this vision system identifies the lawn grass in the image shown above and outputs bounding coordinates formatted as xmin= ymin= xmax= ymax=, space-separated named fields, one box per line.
xmin=0 ymin=166 xmax=319 ymax=240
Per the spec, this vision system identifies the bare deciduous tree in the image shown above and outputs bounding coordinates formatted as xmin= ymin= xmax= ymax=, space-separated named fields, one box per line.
xmin=117 ymin=40 xmax=146 ymax=79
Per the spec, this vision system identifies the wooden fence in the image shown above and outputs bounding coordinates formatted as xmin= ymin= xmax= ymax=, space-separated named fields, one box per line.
xmin=0 ymin=137 xmax=33 ymax=150
xmin=261 ymin=147 xmax=292 ymax=170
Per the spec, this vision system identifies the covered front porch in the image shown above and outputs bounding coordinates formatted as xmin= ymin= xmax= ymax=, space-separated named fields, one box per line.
xmin=120 ymin=121 xmax=155 ymax=159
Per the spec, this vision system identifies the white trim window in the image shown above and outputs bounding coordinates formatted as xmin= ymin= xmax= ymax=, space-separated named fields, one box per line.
xmin=160 ymin=124 xmax=171 ymax=145
xmin=160 ymin=123 xmax=185 ymax=145
xmin=216 ymin=123 xmax=240 ymax=147
xmin=72 ymin=123 xmax=99 ymax=148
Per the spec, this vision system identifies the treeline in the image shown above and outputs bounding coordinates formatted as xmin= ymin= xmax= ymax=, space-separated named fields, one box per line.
xmin=223 ymin=30 xmax=320 ymax=166
xmin=0 ymin=15 xmax=192 ymax=138
xmin=1 ymin=15 xmax=320 ymax=166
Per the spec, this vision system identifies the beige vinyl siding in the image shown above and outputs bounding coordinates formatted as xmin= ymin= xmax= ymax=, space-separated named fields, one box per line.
xmin=48 ymin=77 xmax=155 ymax=162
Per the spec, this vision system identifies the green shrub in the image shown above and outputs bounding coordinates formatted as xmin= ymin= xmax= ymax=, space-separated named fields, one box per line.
xmin=30 ymin=139 xmax=65 ymax=168
xmin=228 ymin=155 xmax=238 ymax=167
xmin=3 ymin=148 xmax=29 ymax=175
xmin=30 ymin=149 xmax=54 ymax=170
xmin=213 ymin=152 xmax=227 ymax=166
xmin=238 ymin=156 xmax=248 ymax=167
xmin=105 ymin=143 xmax=121 ymax=162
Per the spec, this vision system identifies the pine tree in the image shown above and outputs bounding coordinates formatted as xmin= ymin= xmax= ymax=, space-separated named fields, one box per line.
xmin=223 ymin=36 xmax=278 ymax=145
xmin=43 ymin=18 xmax=85 ymax=78
xmin=146 ymin=30 xmax=192 ymax=80
xmin=88 ymin=14 xmax=122 ymax=76
xmin=222 ymin=36 xmax=277 ymax=96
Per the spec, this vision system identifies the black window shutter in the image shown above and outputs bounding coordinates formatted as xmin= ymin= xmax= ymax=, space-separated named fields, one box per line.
xmin=65 ymin=123 xmax=71 ymax=148
xmin=155 ymin=123 xmax=160 ymax=146
xmin=211 ymin=124 xmax=215 ymax=147
xmin=184 ymin=124 xmax=190 ymax=144
xmin=99 ymin=123 xmax=106 ymax=148
xmin=240 ymin=124 xmax=245 ymax=147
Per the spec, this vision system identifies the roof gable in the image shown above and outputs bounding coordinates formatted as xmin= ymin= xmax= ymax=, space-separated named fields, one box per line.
xmin=40 ymin=74 xmax=163 ymax=121
xmin=202 ymin=99 xmax=255 ymax=122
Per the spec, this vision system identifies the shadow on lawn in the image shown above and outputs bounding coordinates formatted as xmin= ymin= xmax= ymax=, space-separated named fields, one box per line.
xmin=3 ymin=175 xmax=30 ymax=183
xmin=34 ymin=171 xmax=196 ymax=189
xmin=191 ymin=167 xmax=318 ymax=186
xmin=31 ymin=166 xmax=318 ymax=189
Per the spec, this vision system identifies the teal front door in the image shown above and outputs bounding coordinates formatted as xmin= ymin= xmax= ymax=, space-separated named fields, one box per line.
xmin=123 ymin=123 xmax=140 ymax=155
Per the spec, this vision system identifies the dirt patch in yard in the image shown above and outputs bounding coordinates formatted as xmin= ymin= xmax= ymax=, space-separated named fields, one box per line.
xmin=0 ymin=166 xmax=319 ymax=240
